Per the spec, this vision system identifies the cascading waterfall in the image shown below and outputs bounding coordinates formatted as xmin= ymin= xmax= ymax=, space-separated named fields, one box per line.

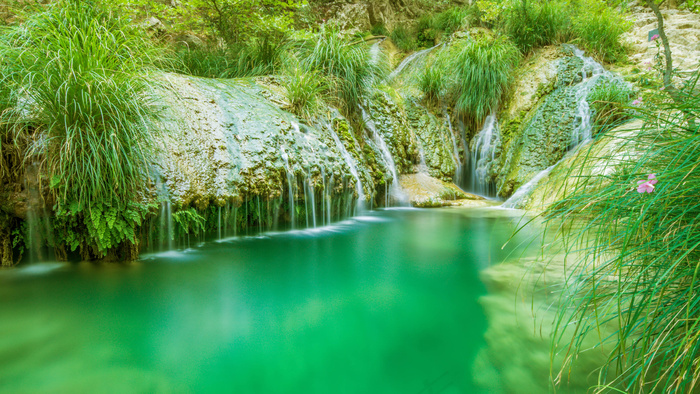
xmin=501 ymin=165 xmax=556 ymax=209
xmin=503 ymin=46 xmax=615 ymax=208
xmin=304 ymin=170 xmax=317 ymax=228
xmin=571 ymin=46 xmax=607 ymax=146
xmin=159 ymin=200 xmax=173 ymax=251
xmin=281 ymin=146 xmax=296 ymax=228
xmin=470 ymin=114 xmax=500 ymax=196
xmin=444 ymin=112 xmax=464 ymax=183
xmin=387 ymin=44 xmax=441 ymax=82
xmin=361 ymin=108 xmax=408 ymax=206
xmin=323 ymin=119 xmax=366 ymax=213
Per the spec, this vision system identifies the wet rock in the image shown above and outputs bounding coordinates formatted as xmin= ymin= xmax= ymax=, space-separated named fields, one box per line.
xmin=399 ymin=173 xmax=480 ymax=208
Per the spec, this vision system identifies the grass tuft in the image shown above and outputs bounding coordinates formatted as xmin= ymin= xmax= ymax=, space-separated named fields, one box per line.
xmin=297 ymin=26 xmax=387 ymax=113
xmin=0 ymin=1 xmax=161 ymax=258
xmin=543 ymin=70 xmax=700 ymax=393
xmin=453 ymin=36 xmax=520 ymax=125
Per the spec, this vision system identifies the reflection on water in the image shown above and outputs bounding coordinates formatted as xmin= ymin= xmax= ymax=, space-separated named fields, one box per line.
xmin=0 ymin=208 xmax=602 ymax=393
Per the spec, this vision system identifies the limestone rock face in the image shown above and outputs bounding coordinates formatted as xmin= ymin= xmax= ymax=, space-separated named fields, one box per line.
xmin=522 ymin=120 xmax=645 ymax=212
xmin=321 ymin=0 xmax=424 ymax=32
xmin=155 ymin=74 xmax=375 ymax=209
xmin=622 ymin=1 xmax=700 ymax=76
xmin=495 ymin=46 xmax=628 ymax=199
xmin=496 ymin=48 xmax=582 ymax=198
xmin=153 ymin=73 xmax=466 ymax=210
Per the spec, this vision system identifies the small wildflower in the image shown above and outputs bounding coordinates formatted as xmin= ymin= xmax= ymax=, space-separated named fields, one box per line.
xmin=632 ymin=98 xmax=643 ymax=106
xmin=660 ymin=86 xmax=665 ymax=90
xmin=651 ymin=34 xmax=660 ymax=41
xmin=637 ymin=174 xmax=658 ymax=193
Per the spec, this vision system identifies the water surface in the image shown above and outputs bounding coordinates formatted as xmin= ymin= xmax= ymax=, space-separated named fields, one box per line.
xmin=0 ymin=208 xmax=543 ymax=393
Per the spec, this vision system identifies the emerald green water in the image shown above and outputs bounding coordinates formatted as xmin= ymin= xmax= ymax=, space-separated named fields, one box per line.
xmin=0 ymin=208 xmax=542 ymax=393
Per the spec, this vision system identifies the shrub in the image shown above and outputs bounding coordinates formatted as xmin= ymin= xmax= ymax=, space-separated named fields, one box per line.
xmin=282 ymin=64 xmax=330 ymax=119
xmin=419 ymin=58 xmax=448 ymax=103
xmin=370 ymin=23 xmax=389 ymax=36
xmin=436 ymin=6 xmax=479 ymax=34
xmin=175 ymin=47 xmax=233 ymax=78
xmin=175 ymin=36 xmax=287 ymax=79
xmin=544 ymin=71 xmax=700 ymax=392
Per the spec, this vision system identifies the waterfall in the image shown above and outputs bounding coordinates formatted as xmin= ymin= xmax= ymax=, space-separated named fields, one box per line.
xmin=159 ymin=200 xmax=173 ymax=251
xmin=444 ymin=112 xmax=463 ymax=181
xmin=304 ymin=170 xmax=317 ymax=228
xmin=369 ymin=41 xmax=383 ymax=67
xmin=503 ymin=46 xmax=614 ymax=207
xmin=324 ymin=120 xmax=366 ymax=213
xmin=281 ymin=146 xmax=296 ymax=228
xmin=470 ymin=114 xmax=500 ymax=196
xmin=217 ymin=206 xmax=222 ymax=240
xmin=502 ymin=166 xmax=556 ymax=209
xmin=361 ymin=109 xmax=408 ymax=206
xmin=571 ymin=46 xmax=607 ymax=146
xmin=387 ymin=44 xmax=441 ymax=82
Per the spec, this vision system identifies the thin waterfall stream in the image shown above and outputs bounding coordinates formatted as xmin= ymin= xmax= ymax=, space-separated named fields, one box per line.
xmin=503 ymin=46 xmax=617 ymax=208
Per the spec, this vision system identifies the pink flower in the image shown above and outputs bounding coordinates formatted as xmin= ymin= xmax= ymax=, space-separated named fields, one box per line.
xmin=632 ymin=98 xmax=643 ymax=105
xmin=651 ymin=34 xmax=660 ymax=41
xmin=637 ymin=174 xmax=658 ymax=193
xmin=660 ymin=86 xmax=665 ymax=90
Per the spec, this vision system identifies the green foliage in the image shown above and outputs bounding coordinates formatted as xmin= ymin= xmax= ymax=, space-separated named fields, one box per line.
xmin=502 ymin=0 xmax=571 ymax=54
xmin=480 ymin=0 xmax=629 ymax=61
xmin=416 ymin=14 xmax=440 ymax=47
xmin=175 ymin=37 xmax=287 ymax=78
xmin=54 ymin=201 xmax=152 ymax=258
xmin=282 ymin=63 xmax=329 ymax=119
xmin=419 ymin=58 xmax=448 ymax=104
xmin=370 ymin=23 xmax=389 ymax=36
xmin=415 ymin=6 xmax=478 ymax=46
xmin=389 ymin=25 xmax=418 ymax=52
xmin=189 ymin=0 xmax=302 ymax=45
xmin=452 ymin=36 xmax=520 ymax=124
xmin=588 ymin=78 xmax=634 ymax=133
xmin=298 ymin=26 xmax=387 ymax=113
xmin=0 ymin=1 xmax=160 ymax=210
xmin=544 ymin=71 xmax=700 ymax=392
xmin=436 ymin=6 xmax=481 ymax=35
xmin=572 ymin=1 xmax=630 ymax=63
xmin=173 ymin=208 xmax=206 ymax=236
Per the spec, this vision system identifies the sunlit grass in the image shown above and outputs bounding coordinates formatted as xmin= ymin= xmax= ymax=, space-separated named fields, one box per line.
xmin=452 ymin=36 xmax=520 ymax=124
xmin=297 ymin=26 xmax=388 ymax=113
xmin=0 ymin=1 xmax=161 ymax=208
xmin=543 ymin=71 xmax=700 ymax=393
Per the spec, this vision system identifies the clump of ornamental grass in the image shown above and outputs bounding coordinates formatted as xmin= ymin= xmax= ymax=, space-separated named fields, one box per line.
xmin=281 ymin=60 xmax=331 ymax=119
xmin=542 ymin=70 xmax=700 ymax=393
xmin=297 ymin=26 xmax=388 ymax=113
xmin=419 ymin=57 xmax=448 ymax=104
xmin=175 ymin=36 xmax=287 ymax=79
xmin=389 ymin=25 xmax=418 ymax=52
xmin=502 ymin=0 xmax=572 ymax=54
xmin=572 ymin=1 xmax=630 ymax=63
xmin=0 ymin=1 xmax=162 ymax=259
xmin=588 ymin=78 xmax=634 ymax=134
xmin=452 ymin=36 xmax=520 ymax=125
